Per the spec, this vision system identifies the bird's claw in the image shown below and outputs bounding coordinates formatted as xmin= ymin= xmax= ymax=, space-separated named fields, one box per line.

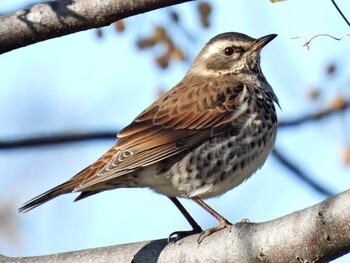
xmin=168 ymin=227 xmax=203 ymax=243
xmin=197 ymin=219 xmax=232 ymax=244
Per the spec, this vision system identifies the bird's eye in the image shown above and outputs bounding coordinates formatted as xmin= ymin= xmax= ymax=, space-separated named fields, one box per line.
xmin=224 ymin=47 xmax=234 ymax=56
xmin=224 ymin=47 xmax=244 ymax=56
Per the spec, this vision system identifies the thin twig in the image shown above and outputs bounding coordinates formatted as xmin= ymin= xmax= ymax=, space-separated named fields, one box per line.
xmin=292 ymin=34 xmax=350 ymax=49
xmin=331 ymin=0 xmax=350 ymax=27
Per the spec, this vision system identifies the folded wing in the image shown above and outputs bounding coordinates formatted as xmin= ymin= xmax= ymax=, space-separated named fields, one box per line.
xmin=74 ymin=75 xmax=245 ymax=191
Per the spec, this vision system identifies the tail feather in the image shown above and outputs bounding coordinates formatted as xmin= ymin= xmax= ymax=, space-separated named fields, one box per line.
xmin=19 ymin=180 xmax=78 ymax=213
xmin=19 ymin=149 xmax=116 ymax=213
xmin=74 ymin=190 xmax=102 ymax=202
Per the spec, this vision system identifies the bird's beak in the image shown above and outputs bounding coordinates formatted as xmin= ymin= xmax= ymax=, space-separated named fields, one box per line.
xmin=251 ymin=34 xmax=277 ymax=51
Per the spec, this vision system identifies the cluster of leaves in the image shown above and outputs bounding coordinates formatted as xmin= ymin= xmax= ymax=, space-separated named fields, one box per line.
xmin=96 ymin=2 xmax=212 ymax=70
xmin=307 ymin=63 xmax=350 ymax=165
xmin=135 ymin=2 xmax=211 ymax=69
xmin=136 ymin=26 xmax=186 ymax=69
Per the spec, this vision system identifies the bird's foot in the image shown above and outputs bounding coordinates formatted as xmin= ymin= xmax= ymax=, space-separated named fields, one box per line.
xmin=197 ymin=218 xmax=232 ymax=244
xmin=168 ymin=226 xmax=203 ymax=243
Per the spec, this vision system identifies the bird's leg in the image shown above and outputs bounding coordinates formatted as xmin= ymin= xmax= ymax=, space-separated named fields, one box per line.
xmin=167 ymin=197 xmax=203 ymax=242
xmin=191 ymin=196 xmax=232 ymax=243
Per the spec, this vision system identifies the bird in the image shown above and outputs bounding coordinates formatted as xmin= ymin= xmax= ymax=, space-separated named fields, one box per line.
xmin=19 ymin=32 xmax=279 ymax=243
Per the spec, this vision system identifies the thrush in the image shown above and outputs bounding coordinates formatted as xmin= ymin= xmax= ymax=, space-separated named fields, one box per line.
xmin=19 ymin=32 xmax=279 ymax=243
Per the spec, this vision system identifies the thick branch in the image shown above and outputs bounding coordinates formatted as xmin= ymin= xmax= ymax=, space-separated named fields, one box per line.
xmin=2 ymin=189 xmax=350 ymax=262
xmin=0 ymin=0 xmax=193 ymax=55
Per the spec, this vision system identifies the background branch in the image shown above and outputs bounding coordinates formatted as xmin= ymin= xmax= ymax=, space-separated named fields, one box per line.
xmin=0 ymin=132 xmax=337 ymax=204
xmin=0 ymin=0 xmax=193 ymax=55
xmin=331 ymin=0 xmax=350 ymax=27
xmin=0 ymin=132 xmax=117 ymax=149
xmin=2 ymin=188 xmax=350 ymax=262
xmin=1 ymin=99 xmax=346 ymax=197
xmin=272 ymin=148 xmax=334 ymax=197
xmin=278 ymin=97 xmax=349 ymax=128
xmin=1 ymin=98 xmax=348 ymax=149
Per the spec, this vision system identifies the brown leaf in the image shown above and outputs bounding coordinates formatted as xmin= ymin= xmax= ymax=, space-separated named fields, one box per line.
xmin=326 ymin=64 xmax=336 ymax=75
xmin=152 ymin=26 xmax=167 ymax=42
xmin=171 ymin=47 xmax=186 ymax=61
xmin=115 ymin=20 xmax=125 ymax=33
xmin=155 ymin=54 xmax=169 ymax=69
xmin=341 ymin=146 xmax=350 ymax=165
xmin=137 ymin=38 xmax=156 ymax=49
xmin=198 ymin=2 xmax=212 ymax=28
xmin=308 ymin=88 xmax=320 ymax=100
xmin=331 ymin=95 xmax=347 ymax=110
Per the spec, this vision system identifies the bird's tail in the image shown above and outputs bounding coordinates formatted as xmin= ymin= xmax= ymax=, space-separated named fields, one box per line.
xmin=19 ymin=162 xmax=110 ymax=213
xmin=19 ymin=147 xmax=118 ymax=213
xmin=18 ymin=179 xmax=79 ymax=213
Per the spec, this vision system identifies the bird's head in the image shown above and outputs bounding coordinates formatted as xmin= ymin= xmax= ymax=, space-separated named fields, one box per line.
xmin=189 ymin=32 xmax=277 ymax=80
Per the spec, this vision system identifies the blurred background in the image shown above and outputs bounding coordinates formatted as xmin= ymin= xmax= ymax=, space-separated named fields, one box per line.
xmin=0 ymin=0 xmax=350 ymax=261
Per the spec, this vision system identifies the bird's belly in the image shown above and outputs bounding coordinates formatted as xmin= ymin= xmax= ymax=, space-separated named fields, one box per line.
xmin=165 ymin=125 xmax=277 ymax=198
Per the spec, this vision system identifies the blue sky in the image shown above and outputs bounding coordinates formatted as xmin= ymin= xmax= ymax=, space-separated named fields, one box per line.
xmin=1 ymin=0 xmax=350 ymax=261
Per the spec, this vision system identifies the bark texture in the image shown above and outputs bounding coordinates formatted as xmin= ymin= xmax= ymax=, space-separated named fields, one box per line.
xmin=1 ymin=189 xmax=350 ymax=262
xmin=0 ymin=0 xmax=193 ymax=54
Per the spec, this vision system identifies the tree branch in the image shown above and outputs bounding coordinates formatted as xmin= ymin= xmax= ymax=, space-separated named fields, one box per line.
xmin=2 ymin=188 xmax=350 ymax=262
xmin=278 ymin=97 xmax=349 ymax=128
xmin=331 ymin=0 xmax=350 ymax=27
xmin=0 ymin=0 xmax=193 ymax=55
xmin=0 ymin=132 xmax=117 ymax=149
xmin=1 ymin=95 xmax=348 ymax=150
xmin=272 ymin=148 xmax=334 ymax=197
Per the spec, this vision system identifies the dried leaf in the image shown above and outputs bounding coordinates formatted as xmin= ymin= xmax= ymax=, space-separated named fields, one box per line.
xmin=137 ymin=38 xmax=156 ymax=49
xmin=308 ymin=88 xmax=321 ymax=100
xmin=331 ymin=95 xmax=347 ymax=110
xmin=198 ymin=2 xmax=212 ymax=28
xmin=156 ymin=54 xmax=169 ymax=69
xmin=326 ymin=64 xmax=336 ymax=75
xmin=115 ymin=20 xmax=125 ymax=33
xmin=198 ymin=2 xmax=211 ymax=14
xmin=341 ymin=146 xmax=350 ymax=165
xmin=171 ymin=47 xmax=186 ymax=61
xmin=152 ymin=26 xmax=167 ymax=41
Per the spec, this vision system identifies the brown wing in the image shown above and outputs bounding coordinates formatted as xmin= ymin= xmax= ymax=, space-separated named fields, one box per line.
xmin=74 ymin=75 xmax=245 ymax=191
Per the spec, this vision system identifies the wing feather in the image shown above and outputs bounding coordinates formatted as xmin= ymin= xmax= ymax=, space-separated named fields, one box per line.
xmin=74 ymin=75 xmax=245 ymax=191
